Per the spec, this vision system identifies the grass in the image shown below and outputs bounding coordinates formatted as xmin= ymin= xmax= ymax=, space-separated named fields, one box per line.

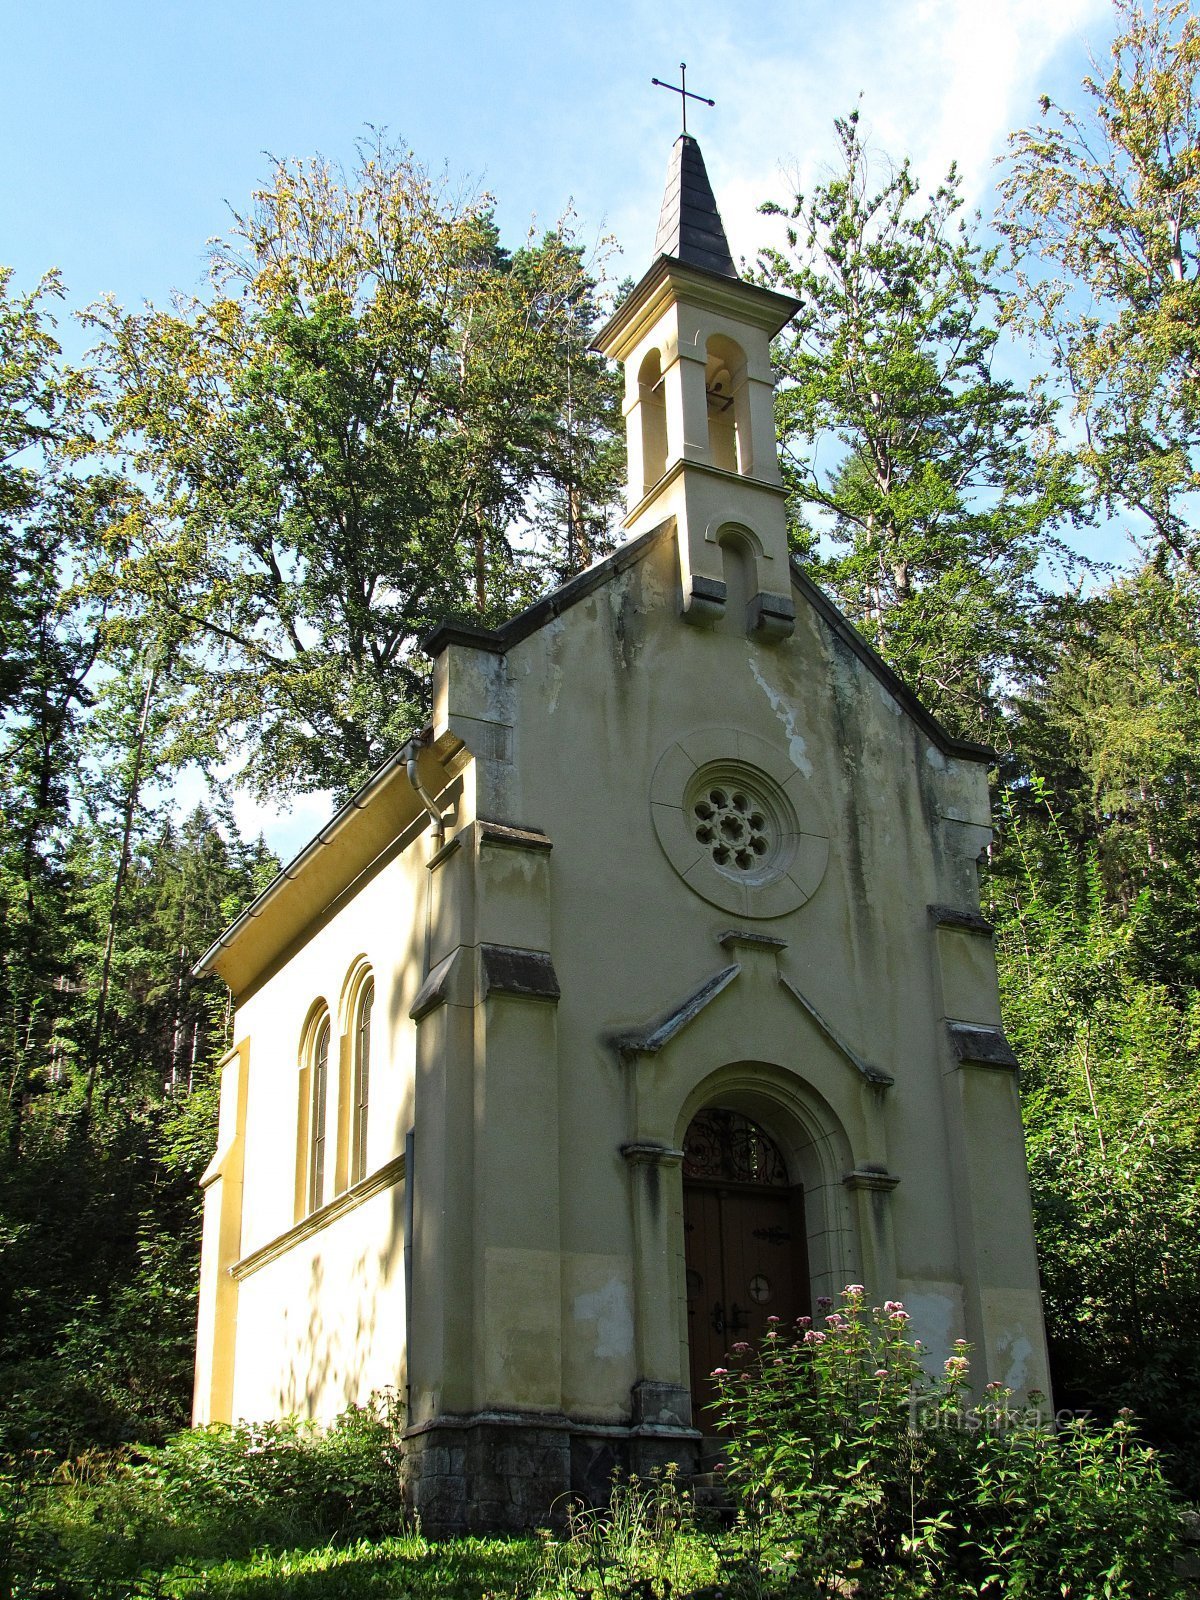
xmin=5 ymin=1453 xmax=723 ymax=1600
xmin=139 ymin=1533 xmax=547 ymax=1600
xmin=6 ymin=1382 xmax=1194 ymax=1600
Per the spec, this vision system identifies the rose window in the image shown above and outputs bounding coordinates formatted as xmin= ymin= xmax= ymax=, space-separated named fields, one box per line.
xmin=651 ymin=731 xmax=830 ymax=916
xmin=693 ymin=786 xmax=771 ymax=872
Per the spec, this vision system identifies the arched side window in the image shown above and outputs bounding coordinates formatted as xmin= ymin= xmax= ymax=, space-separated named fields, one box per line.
xmin=350 ymin=977 xmax=374 ymax=1185
xmin=705 ymin=335 xmax=750 ymax=475
xmin=308 ymin=1015 xmax=331 ymax=1212
xmin=296 ymin=1006 xmax=332 ymax=1220
xmin=638 ymin=348 xmax=667 ymax=494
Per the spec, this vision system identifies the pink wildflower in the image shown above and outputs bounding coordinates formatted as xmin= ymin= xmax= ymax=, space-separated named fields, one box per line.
xmin=874 ymin=1368 xmax=889 ymax=1379
xmin=804 ymin=1329 xmax=827 ymax=1345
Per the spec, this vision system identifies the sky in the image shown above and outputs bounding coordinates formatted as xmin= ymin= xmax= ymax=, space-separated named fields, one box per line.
xmin=2 ymin=0 xmax=1120 ymax=857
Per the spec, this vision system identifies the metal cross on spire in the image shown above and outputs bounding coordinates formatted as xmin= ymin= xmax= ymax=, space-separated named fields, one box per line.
xmin=651 ymin=62 xmax=715 ymax=137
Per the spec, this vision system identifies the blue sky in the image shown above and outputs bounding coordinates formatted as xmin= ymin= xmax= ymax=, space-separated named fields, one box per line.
xmin=2 ymin=0 xmax=1122 ymax=854
xmin=5 ymin=0 xmax=1116 ymax=331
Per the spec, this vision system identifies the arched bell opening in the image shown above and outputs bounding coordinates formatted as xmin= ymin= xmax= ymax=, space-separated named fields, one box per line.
xmin=705 ymin=335 xmax=750 ymax=475
xmin=681 ymin=1104 xmax=812 ymax=1429
xmin=637 ymin=347 xmax=668 ymax=494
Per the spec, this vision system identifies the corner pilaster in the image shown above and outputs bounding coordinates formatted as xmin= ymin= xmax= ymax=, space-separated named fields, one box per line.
xmin=928 ymin=906 xmax=1052 ymax=1397
xmin=192 ymin=1037 xmax=250 ymax=1424
xmin=620 ymin=1141 xmax=692 ymax=1429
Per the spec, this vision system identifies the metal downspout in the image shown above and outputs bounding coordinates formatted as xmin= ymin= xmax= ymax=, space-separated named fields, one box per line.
xmin=404 ymin=740 xmax=449 ymax=842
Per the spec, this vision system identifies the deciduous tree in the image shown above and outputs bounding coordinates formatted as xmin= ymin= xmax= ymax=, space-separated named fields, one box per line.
xmin=760 ymin=113 xmax=1083 ymax=744
xmin=1001 ymin=0 xmax=1200 ymax=567
xmin=85 ymin=139 xmax=622 ymax=800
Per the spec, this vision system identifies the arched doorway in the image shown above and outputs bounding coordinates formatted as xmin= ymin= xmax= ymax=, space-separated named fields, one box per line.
xmin=683 ymin=1106 xmax=810 ymax=1428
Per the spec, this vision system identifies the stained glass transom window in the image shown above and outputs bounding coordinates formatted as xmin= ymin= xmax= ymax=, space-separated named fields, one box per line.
xmin=683 ymin=1107 xmax=789 ymax=1186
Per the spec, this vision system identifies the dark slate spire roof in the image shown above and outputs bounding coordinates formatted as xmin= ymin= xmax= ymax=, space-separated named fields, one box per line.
xmin=653 ymin=134 xmax=738 ymax=280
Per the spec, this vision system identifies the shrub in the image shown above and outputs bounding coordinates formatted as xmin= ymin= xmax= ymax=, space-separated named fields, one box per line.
xmin=138 ymin=1393 xmax=405 ymax=1546
xmin=711 ymin=1286 xmax=1184 ymax=1599
xmin=28 ymin=1391 xmax=406 ymax=1594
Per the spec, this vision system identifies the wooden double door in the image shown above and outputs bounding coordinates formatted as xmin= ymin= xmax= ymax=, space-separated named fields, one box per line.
xmin=683 ymin=1108 xmax=810 ymax=1428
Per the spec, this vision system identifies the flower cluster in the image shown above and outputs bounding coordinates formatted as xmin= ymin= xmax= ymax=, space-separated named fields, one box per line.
xmin=703 ymin=1284 xmax=1178 ymax=1599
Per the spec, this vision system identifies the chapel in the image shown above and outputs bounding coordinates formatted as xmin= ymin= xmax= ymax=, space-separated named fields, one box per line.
xmin=192 ymin=131 xmax=1051 ymax=1533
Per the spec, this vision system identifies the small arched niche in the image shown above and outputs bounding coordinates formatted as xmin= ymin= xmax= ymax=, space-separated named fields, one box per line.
xmin=705 ymin=335 xmax=750 ymax=475
xmin=717 ymin=524 xmax=759 ymax=635
xmin=637 ymin=348 xmax=668 ymax=494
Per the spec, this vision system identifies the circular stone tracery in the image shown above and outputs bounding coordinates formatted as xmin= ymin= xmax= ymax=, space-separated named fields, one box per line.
xmin=693 ymin=785 xmax=770 ymax=872
xmin=683 ymin=761 xmax=794 ymax=885
xmin=650 ymin=729 xmax=831 ymax=918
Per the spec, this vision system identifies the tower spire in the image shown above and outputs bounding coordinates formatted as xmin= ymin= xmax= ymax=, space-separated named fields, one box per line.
xmin=652 ymin=133 xmax=738 ymax=280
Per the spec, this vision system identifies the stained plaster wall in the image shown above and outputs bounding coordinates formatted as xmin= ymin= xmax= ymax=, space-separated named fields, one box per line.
xmin=432 ymin=524 xmax=1048 ymax=1410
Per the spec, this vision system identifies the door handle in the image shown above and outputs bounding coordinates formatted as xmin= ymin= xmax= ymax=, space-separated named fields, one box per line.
xmin=710 ymin=1301 xmax=725 ymax=1334
xmin=729 ymin=1301 xmax=750 ymax=1332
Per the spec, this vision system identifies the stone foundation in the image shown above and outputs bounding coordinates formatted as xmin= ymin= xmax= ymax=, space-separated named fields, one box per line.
xmin=402 ymin=1409 xmax=701 ymax=1535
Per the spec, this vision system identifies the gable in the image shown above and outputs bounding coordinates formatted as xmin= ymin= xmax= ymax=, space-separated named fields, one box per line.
xmin=427 ymin=521 xmax=991 ymax=767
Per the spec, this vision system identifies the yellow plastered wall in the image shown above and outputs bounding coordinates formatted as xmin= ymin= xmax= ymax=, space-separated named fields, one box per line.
xmin=192 ymin=1037 xmax=249 ymax=1425
xmin=209 ymin=832 xmax=428 ymax=1423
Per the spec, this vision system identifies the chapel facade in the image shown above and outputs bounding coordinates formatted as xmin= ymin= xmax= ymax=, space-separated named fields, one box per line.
xmin=192 ymin=134 xmax=1051 ymax=1533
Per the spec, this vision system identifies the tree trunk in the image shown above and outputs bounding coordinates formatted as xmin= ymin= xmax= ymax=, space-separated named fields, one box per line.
xmin=84 ymin=654 xmax=159 ymax=1111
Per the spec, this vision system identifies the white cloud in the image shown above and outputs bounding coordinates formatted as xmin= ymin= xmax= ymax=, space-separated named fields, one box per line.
xmin=597 ymin=0 xmax=1113 ymax=277
xmin=231 ymin=787 xmax=336 ymax=865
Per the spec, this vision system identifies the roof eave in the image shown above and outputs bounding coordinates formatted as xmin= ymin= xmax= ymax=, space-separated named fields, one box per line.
xmin=193 ymin=737 xmax=431 ymax=986
xmin=592 ymin=255 xmax=801 ymax=361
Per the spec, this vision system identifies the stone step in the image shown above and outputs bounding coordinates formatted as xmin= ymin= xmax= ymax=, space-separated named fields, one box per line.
xmin=684 ymin=1468 xmax=733 ymax=1519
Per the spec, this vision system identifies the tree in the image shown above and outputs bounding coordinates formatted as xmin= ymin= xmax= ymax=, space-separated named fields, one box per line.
xmin=1001 ymin=0 xmax=1200 ymax=568
xmin=759 ymin=113 xmax=1083 ymax=745
xmin=988 ymin=806 xmax=1200 ymax=1493
xmin=0 ymin=269 xmax=111 ymax=1149
xmin=84 ymin=138 xmax=622 ymax=801
xmin=0 ymin=808 xmax=276 ymax=1452
xmin=1010 ymin=564 xmax=1200 ymax=989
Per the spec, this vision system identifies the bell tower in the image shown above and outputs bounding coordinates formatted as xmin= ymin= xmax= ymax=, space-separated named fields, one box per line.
xmin=594 ymin=135 xmax=800 ymax=638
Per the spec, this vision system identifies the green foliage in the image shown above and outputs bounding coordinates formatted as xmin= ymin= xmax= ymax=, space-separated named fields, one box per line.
xmin=0 ymin=266 xmax=107 ymax=1154
xmin=710 ymin=1286 xmax=1184 ymax=1598
xmin=760 ymin=110 xmax=1083 ymax=743
xmin=83 ymin=136 xmax=623 ymax=801
xmin=0 ymin=809 xmax=274 ymax=1455
xmin=988 ymin=796 xmax=1200 ymax=1494
xmin=7 ymin=1397 xmax=407 ymax=1595
xmin=1009 ymin=564 xmax=1200 ymax=988
xmin=1001 ymin=0 xmax=1200 ymax=566
xmin=539 ymin=1468 xmax=710 ymax=1600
